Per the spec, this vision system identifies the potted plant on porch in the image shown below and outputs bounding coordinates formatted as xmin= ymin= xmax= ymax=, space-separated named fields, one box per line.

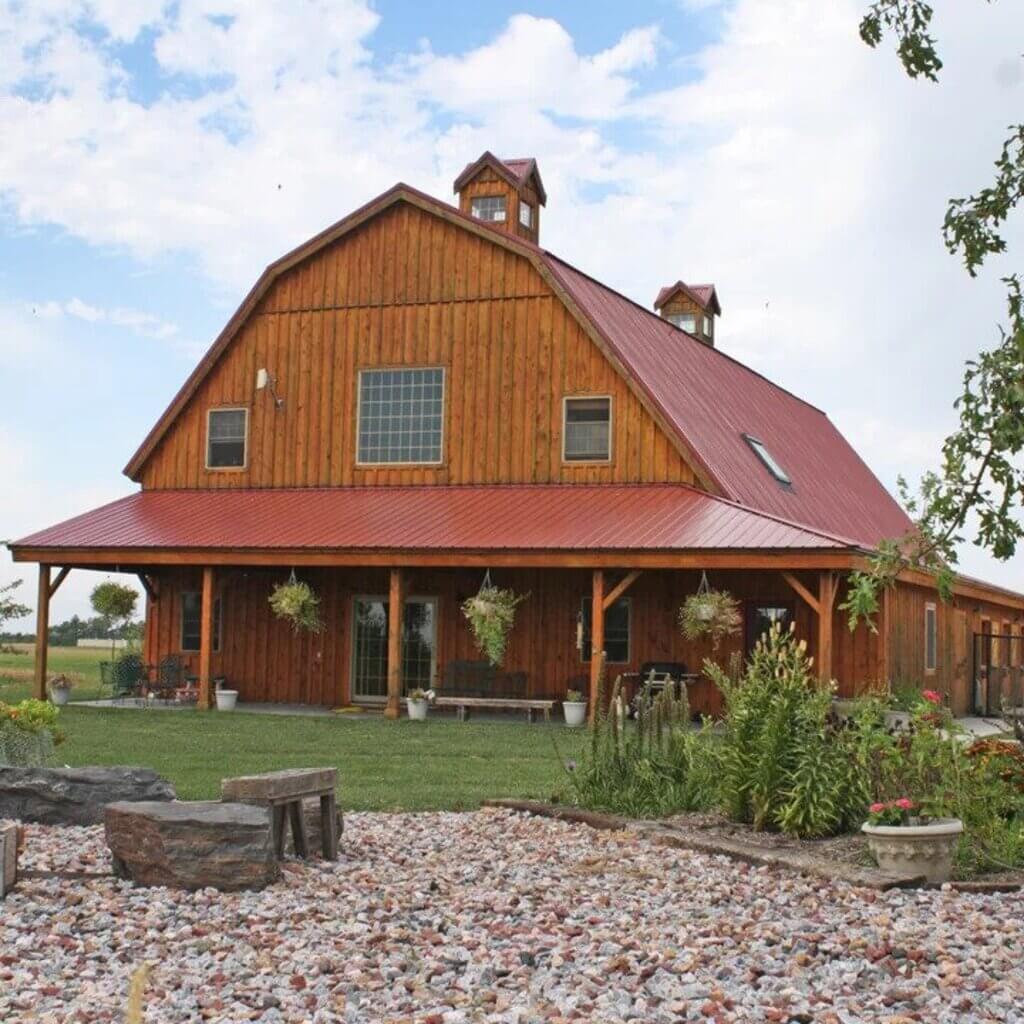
xmin=861 ymin=798 xmax=963 ymax=883
xmin=48 ymin=674 xmax=75 ymax=707
xmin=562 ymin=688 xmax=588 ymax=727
xmin=406 ymin=688 xmax=435 ymax=721
xmin=215 ymin=680 xmax=239 ymax=711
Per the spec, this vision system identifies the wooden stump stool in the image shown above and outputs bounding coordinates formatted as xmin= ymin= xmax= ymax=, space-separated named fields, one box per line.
xmin=221 ymin=768 xmax=339 ymax=861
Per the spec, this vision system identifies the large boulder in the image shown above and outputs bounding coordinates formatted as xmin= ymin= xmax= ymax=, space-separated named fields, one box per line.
xmin=105 ymin=801 xmax=279 ymax=891
xmin=0 ymin=766 xmax=176 ymax=825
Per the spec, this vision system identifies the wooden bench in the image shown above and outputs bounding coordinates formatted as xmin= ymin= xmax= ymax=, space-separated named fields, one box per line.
xmin=221 ymin=767 xmax=338 ymax=861
xmin=435 ymin=659 xmax=554 ymax=722
xmin=433 ymin=696 xmax=556 ymax=723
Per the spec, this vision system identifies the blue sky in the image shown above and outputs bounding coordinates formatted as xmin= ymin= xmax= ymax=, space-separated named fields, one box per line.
xmin=2 ymin=0 xmax=1023 ymax=625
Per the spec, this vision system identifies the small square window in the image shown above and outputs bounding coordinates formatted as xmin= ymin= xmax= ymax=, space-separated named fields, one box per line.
xmin=519 ymin=200 xmax=533 ymax=228
xmin=580 ymin=597 xmax=631 ymax=663
xmin=564 ymin=397 xmax=611 ymax=462
xmin=743 ymin=434 xmax=791 ymax=486
xmin=207 ymin=408 xmax=247 ymax=469
xmin=470 ymin=195 xmax=506 ymax=222
xmin=181 ymin=591 xmax=222 ymax=653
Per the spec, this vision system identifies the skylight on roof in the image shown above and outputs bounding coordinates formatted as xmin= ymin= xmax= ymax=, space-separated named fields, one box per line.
xmin=743 ymin=434 xmax=791 ymax=486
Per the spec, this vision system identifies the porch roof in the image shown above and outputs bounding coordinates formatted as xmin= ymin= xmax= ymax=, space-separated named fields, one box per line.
xmin=10 ymin=484 xmax=853 ymax=558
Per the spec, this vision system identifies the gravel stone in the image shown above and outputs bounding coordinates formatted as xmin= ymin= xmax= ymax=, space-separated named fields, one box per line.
xmin=1 ymin=808 xmax=1022 ymax=1022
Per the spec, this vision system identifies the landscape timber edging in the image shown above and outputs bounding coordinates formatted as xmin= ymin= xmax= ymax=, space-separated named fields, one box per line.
xmin=484 ymin=799 xmax=924 ymax=891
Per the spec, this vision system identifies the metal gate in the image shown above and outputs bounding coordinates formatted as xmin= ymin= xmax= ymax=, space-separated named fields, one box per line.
xmin=972 ymin=632 xmax=1024 ymax=716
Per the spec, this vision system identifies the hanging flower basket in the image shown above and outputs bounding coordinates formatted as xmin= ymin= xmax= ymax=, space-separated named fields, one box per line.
xmin=461 ymin=575 xmax=529 ymax=667
xmin=678 ymin=572 xmax=741 ymax=650
xmin=269 ymin=574 xmax=323 ymax=633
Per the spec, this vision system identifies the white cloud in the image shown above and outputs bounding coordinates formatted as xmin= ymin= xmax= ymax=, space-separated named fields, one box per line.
xmin=0 ymin=0 xmax=1022 ymax=602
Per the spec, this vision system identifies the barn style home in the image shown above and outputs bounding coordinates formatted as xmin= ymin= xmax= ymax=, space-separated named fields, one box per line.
xmin=11 ymin=152 xmax=1024 ymax=718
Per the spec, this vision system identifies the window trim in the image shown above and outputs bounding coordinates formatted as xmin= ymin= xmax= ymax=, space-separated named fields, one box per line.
xmin=470 ymin=194 xmax=507 ymax=222
xmin=562 ymin=394 xmax=614 ymax=465
xmin=743 ymin=433 xmax=792 ymax=487
xmin=518 ymin=199 xmax=533 ymax=228
xmin=578 ymin=595 xmax=632 ymax=665
xmin=205 ymin=406 xmax=249 ymax=472
xmin=924 ymin=601 xmax=937 ymax=675
xmin=354 ymin=365 xmax=447 ymax=468
xmin=180 ymin=591 xmax=223 ymax=654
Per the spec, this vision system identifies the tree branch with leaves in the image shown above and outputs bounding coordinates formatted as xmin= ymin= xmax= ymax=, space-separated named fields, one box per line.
xmin=842 ymin=1 xmax=1024 ymax=630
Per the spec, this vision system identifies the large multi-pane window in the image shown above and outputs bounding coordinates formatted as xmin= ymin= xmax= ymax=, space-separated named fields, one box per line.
xmin=181 ymin=591 xmax=222 ymax=653
xmin=563 ymin=396 xmax=612 ymax=462
xmin=357 ymin=367 xmax=444 ymax=465
xmin=206 ymin=408 xmax=247 ymax=468
xmin=470 ymin=195 xmax=506 ymax=222
xmin=579 ymin=597 xmax=631 ymax=664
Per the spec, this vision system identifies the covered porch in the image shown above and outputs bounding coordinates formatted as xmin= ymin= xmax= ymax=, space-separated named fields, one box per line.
xmin=10 ymin=483 xmax=877 ymax=716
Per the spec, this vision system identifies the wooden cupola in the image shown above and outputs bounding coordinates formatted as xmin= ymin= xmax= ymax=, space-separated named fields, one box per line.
xmin=454 ymin=151 xmax=547 ymax=244
xmin=654 ymin=281 xmax=721 ymax=346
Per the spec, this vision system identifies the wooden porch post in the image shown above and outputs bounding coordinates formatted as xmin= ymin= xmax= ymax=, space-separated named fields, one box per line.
xmin=33 ymin=564 xmax=51 ymax=700
xmin=384 ymin=568 xmax=405 ymax=720
xmin=589 ymin=569 xmax=605 ymax=722
xmin=817 ymin=571 xmax=837 ymax=683
xmin=197 ymin=567 xmax=215 ymax=710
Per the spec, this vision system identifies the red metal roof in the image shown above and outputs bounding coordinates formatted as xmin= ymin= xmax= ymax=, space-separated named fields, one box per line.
xmin=117 ymin=181 xmax=910 ymax=554
xmin=543 ymin=256 xmax=913 ymax=550
xmin=654 ymin=281 xmax=721 ymax=315
xmin=12 ymin=485 xmax=849 ymax=554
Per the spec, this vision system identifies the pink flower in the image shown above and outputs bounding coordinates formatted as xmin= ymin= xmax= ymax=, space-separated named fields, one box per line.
xmin=922 ymin=690 xmax=942 ymax=705
xmin=869 ymin=802 xmax=887 ymax=814
xmin=895 ymin=798 xmax=915 ymax=810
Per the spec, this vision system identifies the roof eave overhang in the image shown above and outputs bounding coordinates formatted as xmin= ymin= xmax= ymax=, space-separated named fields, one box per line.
xmin=8 ymin=545 xmax=861 ymax=572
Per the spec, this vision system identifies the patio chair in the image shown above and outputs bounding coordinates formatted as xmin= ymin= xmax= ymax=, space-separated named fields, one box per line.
xmin=110 ymin=654 xmax=147 ymax=702
xmin=157 ymin=655 xmax=185 ymax=693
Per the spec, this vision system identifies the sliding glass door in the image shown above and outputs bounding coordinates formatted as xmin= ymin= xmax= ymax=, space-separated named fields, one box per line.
xmin=351 ymin=596 xmax=437 ymax=702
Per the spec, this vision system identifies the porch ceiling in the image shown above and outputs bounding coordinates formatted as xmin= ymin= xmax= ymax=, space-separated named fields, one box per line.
xmin=8 ymin=484 xmax=858 ymax=569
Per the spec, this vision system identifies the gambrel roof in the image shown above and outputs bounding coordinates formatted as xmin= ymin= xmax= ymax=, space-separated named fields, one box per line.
xmin=121 ymin=182 xmax=912 ymax=551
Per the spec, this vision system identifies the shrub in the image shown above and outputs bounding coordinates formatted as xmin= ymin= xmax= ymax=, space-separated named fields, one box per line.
xmin=704 ymin=623 xmax=876 ymax=837
xmin=561 ymin=670 xmax=716 ymax=819
xmin=0 ymin=699 xmax=64 ymax=767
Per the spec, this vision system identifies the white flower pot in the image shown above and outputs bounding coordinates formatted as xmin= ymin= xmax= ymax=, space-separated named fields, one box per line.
xmin=215 ymin=689 xmax=239 ymax=711
xmin=563 ymin=701 xmax=588 ymax=727
xmin=407 ymin=699 xmax=429 ymax=721
xmin=50 ymin=687 xmax=72 ymax=707
xmin=862 ymin=818 xmax=963 ymax=883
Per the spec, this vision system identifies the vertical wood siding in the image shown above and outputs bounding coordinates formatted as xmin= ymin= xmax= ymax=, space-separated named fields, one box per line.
xmin=143 ymin=567 xmax=881 ymax=714
xmin=139 ymin=203 xmax=696 ymax=489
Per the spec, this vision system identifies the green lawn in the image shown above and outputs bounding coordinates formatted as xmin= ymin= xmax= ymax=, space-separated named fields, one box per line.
xmin=2 ymin=647 xmax=585 ymax=810
xmin=0 ymin=644 xmax=108 ymax=703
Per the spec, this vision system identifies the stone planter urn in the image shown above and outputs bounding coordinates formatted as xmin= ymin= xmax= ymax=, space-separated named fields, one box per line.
xmin=884 ymin=709 xmax=911 ymax=733
xmin=216 ymin=689 xmax=239 ymax=711
xmin=407 ymin=698 xmax=429 ymax=721
xmin=862 ymin=817 xmax=963 ymax=883
xmin=563 ymin=701 xmax=588 ymax=727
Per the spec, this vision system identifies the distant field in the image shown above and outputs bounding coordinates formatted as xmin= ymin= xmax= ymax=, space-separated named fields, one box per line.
xmin=0 ymin=644 xmax=108 ymax=703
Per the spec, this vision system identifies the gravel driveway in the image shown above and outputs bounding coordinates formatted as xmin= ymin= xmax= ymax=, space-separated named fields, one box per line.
xmin=2 ymin=808 xmax=1023 ymax=1022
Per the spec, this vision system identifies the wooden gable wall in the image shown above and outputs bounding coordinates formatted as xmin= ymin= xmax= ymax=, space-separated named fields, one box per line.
xmin=140 ymin=201 xmax=697 ymax=489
